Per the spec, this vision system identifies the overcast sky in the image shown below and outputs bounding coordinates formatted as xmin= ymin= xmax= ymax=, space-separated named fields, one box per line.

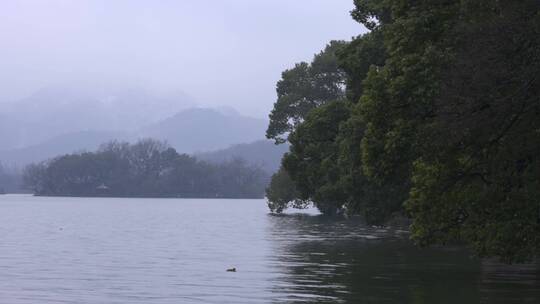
xmin=0 ymin=0 xmax=365 ymax=118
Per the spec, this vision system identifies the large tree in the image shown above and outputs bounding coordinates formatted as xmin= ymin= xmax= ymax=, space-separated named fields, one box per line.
xmin=353 ymin=0 xmax=540 ymax=262
xmin=282 ymin=100 xmax=351 ymax=215
xmin=267 ymin=0 xmax=540 ymax=262
xmin=266 ymin=30 xmax=393 ymax=220
xmin=266 ymin=41 xmax=347 ymax=144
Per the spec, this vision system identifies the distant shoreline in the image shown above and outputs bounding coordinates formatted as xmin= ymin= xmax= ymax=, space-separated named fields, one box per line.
xmin=28 ymin=194 xmax=266 ymax=200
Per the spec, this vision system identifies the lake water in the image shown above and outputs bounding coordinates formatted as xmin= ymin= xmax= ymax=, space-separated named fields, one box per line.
xmin=0 ymin=195 xmax=539 ymax=303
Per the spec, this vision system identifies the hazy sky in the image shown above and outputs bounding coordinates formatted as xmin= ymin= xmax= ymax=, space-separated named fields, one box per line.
xmin=0 ymin=0 xmax=365 ymax=118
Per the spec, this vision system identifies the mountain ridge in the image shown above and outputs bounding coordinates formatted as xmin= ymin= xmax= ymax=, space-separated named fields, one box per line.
xmin=1 ymin=107 xmax=270 ymax=166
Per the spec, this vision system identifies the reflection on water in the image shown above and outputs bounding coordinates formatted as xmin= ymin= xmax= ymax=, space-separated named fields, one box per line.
xmin=267 ymin=213 xmax=540 ymax=304
xmin=0 ymin=195 xmax=538 ymax=303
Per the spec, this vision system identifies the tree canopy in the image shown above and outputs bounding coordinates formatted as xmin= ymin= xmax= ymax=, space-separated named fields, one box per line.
xmin=266 ymin=0 xmax=540 ymax=262
xmin=266 ymin=41 xmax=348 ymax=144
xmin=24 ymin=139 xmax=269 ymax=199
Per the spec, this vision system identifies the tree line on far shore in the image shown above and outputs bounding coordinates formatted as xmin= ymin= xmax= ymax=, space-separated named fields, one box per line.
xmin=23 ymin=139 xmax=269 ymax=198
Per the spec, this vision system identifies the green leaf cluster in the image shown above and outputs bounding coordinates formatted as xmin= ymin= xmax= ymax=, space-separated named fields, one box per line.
xmin=266 ymin=0 xmax=540 ymax=262
xmin=266 ymin=41 xmax=348 ymax=144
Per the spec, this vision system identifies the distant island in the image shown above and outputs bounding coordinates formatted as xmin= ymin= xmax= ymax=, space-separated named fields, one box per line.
xmin=23 ymin=139 xmax=269 ymax=198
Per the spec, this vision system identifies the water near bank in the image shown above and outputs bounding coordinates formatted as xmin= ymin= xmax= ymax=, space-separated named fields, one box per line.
xmin=0 ymin=195 xmax=538 ymax=303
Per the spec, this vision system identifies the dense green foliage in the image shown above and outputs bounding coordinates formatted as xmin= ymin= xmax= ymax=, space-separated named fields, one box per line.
xmin=266 ymin=41 xmax=347 ymax=144
xmin=23 ymin=139 xmax=269 ymax=198
xmin=266 ymin=0 xmax=540 ymax=262
xmin=266 ymin=29 xmax=397 ymax=222
xmin=266 ymin=167 xmax=305 ymax=213
xmin=283 ymin=101 xmax=350 ymax=215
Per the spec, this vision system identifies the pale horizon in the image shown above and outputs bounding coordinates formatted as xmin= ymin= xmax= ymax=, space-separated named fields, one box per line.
xmin=0 ymin=0 xmax=365 ymax=118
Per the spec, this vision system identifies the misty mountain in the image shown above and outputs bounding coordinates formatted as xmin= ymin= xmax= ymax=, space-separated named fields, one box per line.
xmin=197 ymin=140 xmax=289 ymax=174
xmin=0 ymin=113 xmax=26 ymax=150
xmin=0 ymin=130 xmax=128 ymax=167
xmin=0 ymin=85 xmax=196 ymax=149
xmin=138 ymin=108 xmax=268 ymax=153
xmin=0 ymin=107 xmax=270 ymax=166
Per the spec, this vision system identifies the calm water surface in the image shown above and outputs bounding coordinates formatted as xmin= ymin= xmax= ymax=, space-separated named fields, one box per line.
xmin=0 ymin=195 xmax=538 ymax=303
